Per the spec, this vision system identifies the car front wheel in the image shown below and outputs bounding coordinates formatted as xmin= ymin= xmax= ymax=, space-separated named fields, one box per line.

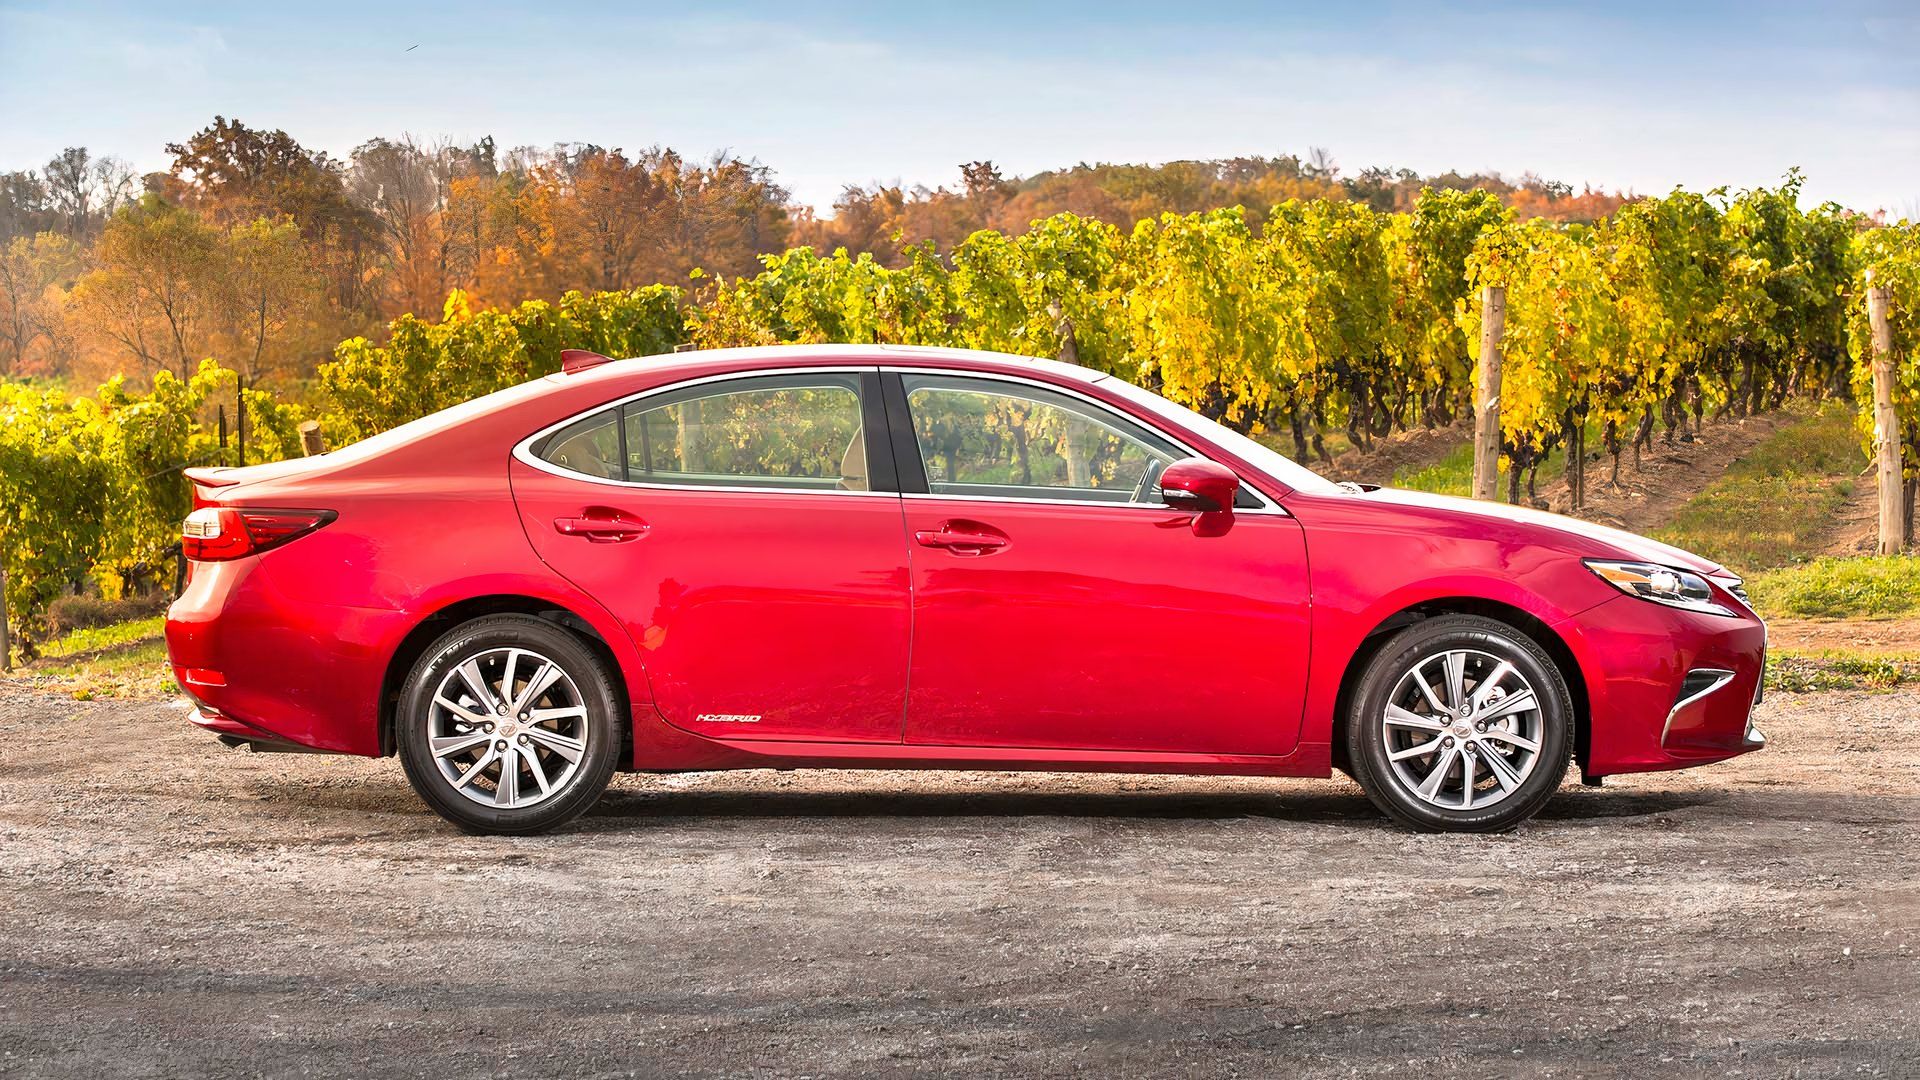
xmin=1346 ymin=614 xmax=1571 ymax=832
xmin=397 ymin=614 xmax=623 ymax=835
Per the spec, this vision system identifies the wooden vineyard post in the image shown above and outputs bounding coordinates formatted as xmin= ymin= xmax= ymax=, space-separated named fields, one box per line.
xmin=299 ymin=420 xmax=327 ymax=457
xmin=1866 ymin=277 xmax=1903 ymax=554
xmin=0 ymin=555 xmax=10 ymax=672
xmin=1471 ymin=285 xmax=1507 ymax=501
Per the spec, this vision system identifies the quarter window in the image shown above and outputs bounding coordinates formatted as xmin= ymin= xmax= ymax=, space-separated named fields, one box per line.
xmin=538 ymin=410 xmax=622 ymax=480
xmin=900 ymin=375 xmax=1180 ymax=504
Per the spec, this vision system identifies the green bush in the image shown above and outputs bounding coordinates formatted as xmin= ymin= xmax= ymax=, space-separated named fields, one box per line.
xmin=1748 ymin=555 xmax=1920 ymax=619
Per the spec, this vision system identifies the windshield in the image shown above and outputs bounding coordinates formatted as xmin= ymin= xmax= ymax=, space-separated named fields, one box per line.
xmin=1095 ymin=375 xmax=1341 ymax=495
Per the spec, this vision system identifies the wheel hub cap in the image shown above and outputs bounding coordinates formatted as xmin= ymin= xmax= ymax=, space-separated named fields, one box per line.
xmin=1380 ymin=647 xmax=1545 ymax=812
xmin=426 ymin=646 xmax=590 ymax=810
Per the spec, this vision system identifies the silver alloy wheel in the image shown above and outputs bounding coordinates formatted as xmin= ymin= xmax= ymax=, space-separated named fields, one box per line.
xmin=1380 ymin=647 xmax=1544 ymax=811
xmin=427 ymin=646 xmax=590 ymax=809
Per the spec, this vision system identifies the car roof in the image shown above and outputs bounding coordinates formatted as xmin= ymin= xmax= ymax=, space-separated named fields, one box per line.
xmin=560 ymin=343 xmax=1109 ymax=395
xmin=312 ymin=345 xmax=1119 ymax=480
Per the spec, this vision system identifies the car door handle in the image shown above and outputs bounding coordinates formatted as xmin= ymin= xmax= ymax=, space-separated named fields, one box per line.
xmin=914 ymin=527 xmax=1008 ymax=555
xmin=554 ymin=512 xmax=649 ymax=543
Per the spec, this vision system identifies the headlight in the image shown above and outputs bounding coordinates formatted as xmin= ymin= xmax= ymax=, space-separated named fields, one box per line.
xmin=1584 ymin=560 xmax=1735 ymax=617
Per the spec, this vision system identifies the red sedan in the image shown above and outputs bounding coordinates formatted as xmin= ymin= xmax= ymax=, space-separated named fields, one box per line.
xmin=166 ymin=346 xmax=1767 ymax=834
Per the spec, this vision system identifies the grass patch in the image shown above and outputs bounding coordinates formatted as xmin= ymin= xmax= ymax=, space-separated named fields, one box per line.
xmin=1765 ymin=648 xmax=1920 ymax=692
xmin=1395 ymin=439 xmax=1475 ymax=495
xmin=1649 ymin=404 xmax=1862 ymax=572
xmin=6 ymin=614 xmax=175 ymax=699
xmin=35 ymin=614 xmax=167 ymax=659
xmin=1748 ymin=555 xmax=1920 ymax=619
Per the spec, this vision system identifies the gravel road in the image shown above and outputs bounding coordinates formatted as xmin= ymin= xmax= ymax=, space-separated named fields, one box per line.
xmin=1 ymin=684 xmax=1915 ymax=1078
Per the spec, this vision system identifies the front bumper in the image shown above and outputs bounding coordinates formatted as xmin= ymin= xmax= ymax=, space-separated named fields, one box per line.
xmin=1561 ymin=593 xmax=1768 ymax=777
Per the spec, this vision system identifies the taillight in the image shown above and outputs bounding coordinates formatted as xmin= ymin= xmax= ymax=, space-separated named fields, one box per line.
xmin=182 ymin=507 xmax=336 ymax=562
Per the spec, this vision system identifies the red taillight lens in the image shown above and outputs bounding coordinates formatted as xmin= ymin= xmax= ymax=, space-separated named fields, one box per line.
xmin=182 ymin=507 xmax=335 ymax=562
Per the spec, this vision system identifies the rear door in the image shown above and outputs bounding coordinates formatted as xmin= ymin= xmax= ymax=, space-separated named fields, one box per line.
xmin=887 ymin=370 xmax=1312 ymax=757
xmin=511 ymin=369 xmax=912 ymax=744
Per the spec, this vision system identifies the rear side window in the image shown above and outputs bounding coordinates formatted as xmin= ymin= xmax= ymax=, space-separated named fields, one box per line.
xmin=534 ymin=374 xmax=871 ymax=491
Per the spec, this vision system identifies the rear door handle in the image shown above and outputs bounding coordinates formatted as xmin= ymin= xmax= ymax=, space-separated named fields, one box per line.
xmin=914 ymin=527 xmax=1008 ymax=555
xmin=554 ymin=511 xmax=649 ymax=543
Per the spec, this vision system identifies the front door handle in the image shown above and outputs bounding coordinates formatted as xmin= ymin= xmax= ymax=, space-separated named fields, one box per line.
xmin=554 ymin=510 xmax=649 ymax=543
xmin=914 ymin=524 xmax=1009 ymax=556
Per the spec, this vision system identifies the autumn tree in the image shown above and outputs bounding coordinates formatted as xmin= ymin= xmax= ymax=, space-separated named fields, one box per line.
xmin=160 ymin=116 xmax=380 ymax=309
xmin=43 ymin=147 xmax=137 ymax=240
xmin=217 ymin=216 xmax=323 ymax=384
xmin=0 ymin=171 xmax=53 ymax=243
xmin=349 ymin=135 xmax=458 ymax=317
xmin=70 ymin=196 xmax=222 ymax=381
xmin=0 ymin=232 xmax=83 ymax=376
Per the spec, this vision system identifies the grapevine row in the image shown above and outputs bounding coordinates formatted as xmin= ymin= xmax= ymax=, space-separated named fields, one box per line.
xmin=3 ymin=179 xmax=1916 ymax=656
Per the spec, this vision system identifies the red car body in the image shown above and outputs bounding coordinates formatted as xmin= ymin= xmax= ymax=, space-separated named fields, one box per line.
xmin=166 ymin=346 xmax=1765 ymax=790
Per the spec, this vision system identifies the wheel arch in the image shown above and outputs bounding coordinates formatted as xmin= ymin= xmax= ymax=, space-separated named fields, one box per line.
xmin=377 ymin=594 xmax=632 ymax=760
xmin=1329 ymin=596 xmax=1591 ymax=776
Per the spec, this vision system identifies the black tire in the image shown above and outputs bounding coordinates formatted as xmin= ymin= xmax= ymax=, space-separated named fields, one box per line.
xmin=1345 ymin=614 xmax=1571 ymax=833
xmin=397 ymin=614 xmax=623 ymax=835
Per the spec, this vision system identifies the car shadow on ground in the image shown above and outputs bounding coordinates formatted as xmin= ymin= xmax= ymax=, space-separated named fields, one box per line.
xmin=580 ymin=783 xmax=1721 ymax=826
xmin=221 ymin=772 xmax=1792 ymax=830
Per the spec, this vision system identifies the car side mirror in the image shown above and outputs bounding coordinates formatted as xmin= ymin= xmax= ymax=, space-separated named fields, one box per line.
xmin=1159 ymin=458 xmax=1240 ymax=514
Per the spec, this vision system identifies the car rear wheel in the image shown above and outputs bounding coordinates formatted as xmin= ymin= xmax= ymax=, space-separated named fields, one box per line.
xmin=1346 ymin=614 xmax=1571 ymax=832
xmin=397 ymin=614 xmax=623 ymax=835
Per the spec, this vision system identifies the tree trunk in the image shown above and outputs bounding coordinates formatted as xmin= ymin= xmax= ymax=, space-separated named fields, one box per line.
xmin=1565 ymin=407 xmax=1585 ymax=510
xmin=1062 ymin=431 xmax=1089 ymax=488
xmin=676 ymin=398 xmax=706 ymax=473
xmin=0 ymin=552 xmax=10 ymax=673
xmin=1905 ymin=474 xmax=1917 ymax=551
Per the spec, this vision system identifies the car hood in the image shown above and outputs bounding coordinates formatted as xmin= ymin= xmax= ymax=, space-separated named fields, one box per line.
xmin=1349 ymin=486 xmax=1727 ymax=576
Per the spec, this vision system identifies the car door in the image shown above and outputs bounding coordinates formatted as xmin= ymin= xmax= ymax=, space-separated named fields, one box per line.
xmin=888 ymin=370 xmax=1312 ymax=757
xmin=510 ymin=368 xmax=912 ymax=744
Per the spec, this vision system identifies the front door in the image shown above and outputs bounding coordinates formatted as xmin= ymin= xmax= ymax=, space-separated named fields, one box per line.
xmin=890 ymin=372 xmax=1311 ymax=757
xmin=512 ymin=369 xmax=911 ymax=744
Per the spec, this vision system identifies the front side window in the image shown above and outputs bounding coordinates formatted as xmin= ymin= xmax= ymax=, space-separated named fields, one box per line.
xmin=535 ymin=374 xmax=870 ymax=491
xmin=901 ymin=375 xmax=1180 ymax=504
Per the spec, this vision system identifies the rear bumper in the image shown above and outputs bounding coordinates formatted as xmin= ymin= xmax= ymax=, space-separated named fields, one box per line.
xmin=166 ymin=557 xmax=405 ymax=756
xmin=1561 ymin=594 xmax=1768 ymax=777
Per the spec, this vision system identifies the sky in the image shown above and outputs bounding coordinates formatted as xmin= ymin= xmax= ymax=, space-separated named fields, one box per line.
xmin=2 ymin=0 xmax=1916 ymax=216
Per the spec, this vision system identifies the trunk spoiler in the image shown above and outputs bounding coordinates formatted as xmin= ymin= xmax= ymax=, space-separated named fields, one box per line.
xmin=184 ymin=466 xmax=243 ymax=489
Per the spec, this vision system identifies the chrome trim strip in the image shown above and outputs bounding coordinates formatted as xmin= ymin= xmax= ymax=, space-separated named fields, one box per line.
xmin=511 ymin=366 xmax=895 ymax=497
xmin=1660 ymin=667 xmax=1738 ymax=745
xmin=899 ymin=491 xmax=1289 ymax=516
xmin=513 ymin=362 xmax=1288 ymax=513
xmin=880 ymin=365 xmax=1285 ymax=513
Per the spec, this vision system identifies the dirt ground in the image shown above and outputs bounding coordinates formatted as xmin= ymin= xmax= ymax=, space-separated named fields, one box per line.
xmin=1539 ymin=414 xmax=1791 ymax=532
xmin=0 ymin=685 xmax=1916 ymax=1079
xmin=1316 ymin=419 xmax=1471 ymax=486
xmin=1767 ymin=617 xmax=1920 ymax=654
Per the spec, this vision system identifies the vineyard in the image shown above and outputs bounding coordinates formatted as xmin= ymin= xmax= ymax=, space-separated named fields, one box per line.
xmin=2 ymin=176 xmax=1917 ymax=658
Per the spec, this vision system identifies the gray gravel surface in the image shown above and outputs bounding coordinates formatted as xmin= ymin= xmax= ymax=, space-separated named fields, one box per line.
xmin=0 ymin=684 xmax=1916 ymax=1078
